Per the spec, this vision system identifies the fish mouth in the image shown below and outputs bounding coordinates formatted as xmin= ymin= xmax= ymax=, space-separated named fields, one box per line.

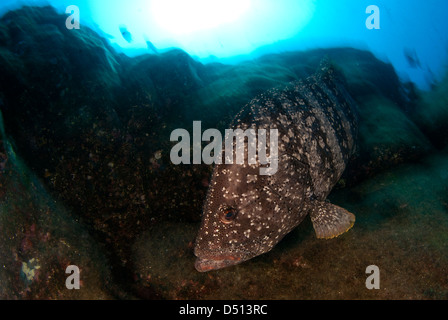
xmin=194 ymin=255 xmax=242 ymax=272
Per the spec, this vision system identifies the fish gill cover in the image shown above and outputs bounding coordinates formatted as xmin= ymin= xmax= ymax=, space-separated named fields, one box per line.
xmin=0 ymin=3 xmax=446 ymax=300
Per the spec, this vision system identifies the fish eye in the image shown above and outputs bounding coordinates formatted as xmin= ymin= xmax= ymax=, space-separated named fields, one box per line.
xmin=220 ymin=207 xmax=237 ymax=224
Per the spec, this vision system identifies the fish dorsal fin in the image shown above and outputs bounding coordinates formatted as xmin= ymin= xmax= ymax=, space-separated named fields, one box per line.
xmin=309 ymin=201 xmax=355 ymax=239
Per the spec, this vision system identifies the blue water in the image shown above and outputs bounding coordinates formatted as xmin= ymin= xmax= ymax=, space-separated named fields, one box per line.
xmin=0 ymin=0 xmax=447 ymax=90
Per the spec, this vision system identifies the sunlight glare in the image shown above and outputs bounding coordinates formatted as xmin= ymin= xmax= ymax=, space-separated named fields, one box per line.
xmin=150 ymin=0 xmax=251 ymax=36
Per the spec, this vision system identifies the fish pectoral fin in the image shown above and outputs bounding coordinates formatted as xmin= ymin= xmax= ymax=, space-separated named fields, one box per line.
xmin=310 ymin=201 xmax=355 ymax=239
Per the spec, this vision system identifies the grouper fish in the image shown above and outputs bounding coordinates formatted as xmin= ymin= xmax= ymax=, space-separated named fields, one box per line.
xmin=194 ymin=61 xmax=358 ymax=272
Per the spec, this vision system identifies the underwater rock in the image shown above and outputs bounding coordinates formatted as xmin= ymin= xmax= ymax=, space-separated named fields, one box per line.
xmin=0 ymin=112 xmax=116 ymax=299
xmin=131 ymin=221 xmax=199 ymax=299
xmin=411 ymin=71 xmax=448 ymax=149
xmin=121 ymin=48 xmax=213 ymax=122
xmin=0 ymin=6 xmax=124 ymax=187
xmin=342 ymin=95 xmax=432 ymax=185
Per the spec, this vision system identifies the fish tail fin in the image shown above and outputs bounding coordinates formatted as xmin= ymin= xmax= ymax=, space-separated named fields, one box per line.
xmin=310 ymin=201 xmax=355 ymax=239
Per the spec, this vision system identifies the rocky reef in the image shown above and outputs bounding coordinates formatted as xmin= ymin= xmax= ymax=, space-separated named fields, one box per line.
xmin=0 ymin=6 xmax=447 ymax=299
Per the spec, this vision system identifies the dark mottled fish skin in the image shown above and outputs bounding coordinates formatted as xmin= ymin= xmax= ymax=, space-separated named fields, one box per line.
xmin=194 ymin=62 xmax=358 ymax=272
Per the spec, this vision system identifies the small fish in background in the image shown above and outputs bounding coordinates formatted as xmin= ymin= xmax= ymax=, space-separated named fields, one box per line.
xmin=194 ymin=61 xmax=358 ymax=272
xmin=144 ymin=36 xmax=158 ymax=54
xmin=404 ymin=48 xmax=421 ymax=69
xmin=119 ymin=25 xmax=133 ymax=43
